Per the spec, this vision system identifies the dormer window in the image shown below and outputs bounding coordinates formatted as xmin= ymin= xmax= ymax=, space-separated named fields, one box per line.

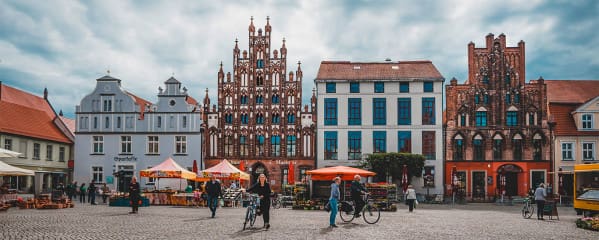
xmin=582 ymin=114 xmax=593 ymax=129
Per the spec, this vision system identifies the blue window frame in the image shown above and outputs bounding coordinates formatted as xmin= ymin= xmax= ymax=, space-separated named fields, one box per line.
xmin=514 ymin=93 xmax=520 ymax=104
xmin=373 ymin=131 xmax=386 ymax=153
xmin=286 ymin=135 xmax=297 ymax=157
xmin=257 ymin=60 xmax=264 ymax=69
xmin=348 ymin=131 xmax=361 ymax=160
xmin=475 ymin=111 xmax=487 ymax=127
xmin=474 ymin=94 xmax=480 ymax=104
xmin=225 ymin=114 xmax=233 ymax=124
xmin=272 ymin=94 xmax=279 ymax=104
xmin=422 ymin=97 xmax=435 ymax=125
xmin=256 ymin=95 xmax=264 ymax=104
xmin=324 ymin=98 xmax=338 ymax=125
xmin=423 ymin=81 xmax=434 ymax=92
xmin=482 ymin=75 xmax=489 ymax=84
xmin=505 ymin=93 xmax=511 ymax=104
xmin=271 ymin=135 xmax=281 ymax=157
xmin=240 ymin=95 xmax=248 ymax=105
xmin=373 ymin=98 xmax=386 ymax=125
xmin=350 ymin=82 xmax=360 ymax=93
xmin=287 ymin=113 xmax=295 ymax=124
xmin=483 ymin=95 xmax=489 ymax=104
xmin=324 ymin=131 xmax=338 ymax=160
xmin=506 ymin=111 xmax=518 ymax=126
xmin=271 ymin=114 xmax=280 ymax=124
xmin=529 ymin=112 xmax=535 ymax=126
xmin=400 ymin=82 xmax=409 ymax=93
xmin=326 ymin=83 xmax=336 ymax=93
xmin=348 ymin=98 xmax=362 ymax=125
xmin=398 ymin=131 xmax=411 ymax=153
xmin=374 ymin=82 xmax=384 ymax=93
xmin=256 ymin=114 xmax=264 ymax=125
xmin=241 ymin=114 xmax=248 ymax=124
xmin=397 ymin=98 xmax=411 ymax=125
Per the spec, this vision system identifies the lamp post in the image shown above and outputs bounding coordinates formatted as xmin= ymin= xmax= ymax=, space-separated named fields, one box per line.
xmin=548 ymin=117 xmax=557 ymax=194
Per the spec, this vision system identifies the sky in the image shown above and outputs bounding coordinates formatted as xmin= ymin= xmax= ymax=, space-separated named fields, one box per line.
xmin=0 ymin=0 xmax=597 ymax=118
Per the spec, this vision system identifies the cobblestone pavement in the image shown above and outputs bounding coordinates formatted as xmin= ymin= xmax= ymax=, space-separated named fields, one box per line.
xmin=1 ymin=202 xmax=597 ymax=240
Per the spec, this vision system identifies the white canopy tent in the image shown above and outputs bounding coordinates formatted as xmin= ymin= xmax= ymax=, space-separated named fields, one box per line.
xmin=0 ymin=160 xmax=34 ymax=176
xmin=0 ymin=148 xmax=22 ymax=158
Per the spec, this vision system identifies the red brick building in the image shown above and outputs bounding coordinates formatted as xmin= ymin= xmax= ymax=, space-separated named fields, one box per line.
xmin=444 ymin=34 xmax=551 ymax=199
xmin=202 ymin=17 xmax=316 ymax=191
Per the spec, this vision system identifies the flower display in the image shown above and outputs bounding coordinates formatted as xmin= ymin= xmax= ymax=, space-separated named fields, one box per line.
xmin=576 ymin=217 xmax=599 ymax=231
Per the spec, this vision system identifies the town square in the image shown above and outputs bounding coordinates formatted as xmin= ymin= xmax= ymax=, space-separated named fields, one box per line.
xmin=1 ymin=0 xmax=598 ymax=239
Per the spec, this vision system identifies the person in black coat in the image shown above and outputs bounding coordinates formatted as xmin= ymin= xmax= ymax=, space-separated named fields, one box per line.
xmin=350 ymin=175 xmax=367 ymax=217
xmin=129 ymin=177 xmax=140 ymax=214
xmin=247 ymin=173 xmax=272 ymax=229
xmin=88 ymin=180 xmax=97 ymax=205
xmin=205 ymin=175 xmax=222 ymax=218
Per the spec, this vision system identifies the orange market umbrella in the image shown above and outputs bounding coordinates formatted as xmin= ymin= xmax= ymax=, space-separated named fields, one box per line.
xmin=239 ymin=161 xmax=245 ymax=172
xmin=306 ymin=166 xmax=375 ymax=181
xmin=288 ymin=161 xmax=295 ymax=185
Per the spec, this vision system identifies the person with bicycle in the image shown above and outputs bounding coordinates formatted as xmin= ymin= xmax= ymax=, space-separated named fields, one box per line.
xmin=329 ymin=177 xmax=341 ymax=228
xmin=206 ymin=175 xmax=222 ymax=218
xmin=246 ymin=173 xmax=272 ymax=229
xmin=534 ymin=183 xmax=547 ymax=220
xmin=350 ymin=175 xmax=367 ymax=218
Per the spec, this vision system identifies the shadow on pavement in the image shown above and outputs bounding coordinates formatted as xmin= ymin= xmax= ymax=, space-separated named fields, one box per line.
xmin=319 ymin=227 xmax=333 ymax=234
xmin=341 ymin=222 xmax=368 ymax=229
xmin=182 ymin=216 xmax=213 ymax=222
xmin=229 ymin=228 xmax=267 ymax=238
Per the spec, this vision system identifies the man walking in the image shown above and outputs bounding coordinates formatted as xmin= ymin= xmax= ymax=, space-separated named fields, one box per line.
xmin=205 ymin=175 xmax=222 ymax=218
xmin=88 ymin=180 xmax=97 ymax=205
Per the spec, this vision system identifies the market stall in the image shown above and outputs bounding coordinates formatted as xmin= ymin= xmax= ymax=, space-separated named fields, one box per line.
xmin=198 ymin=160 xmax=249 ymax=207
xmin=1 ymin=160 xmax=34 ymax=210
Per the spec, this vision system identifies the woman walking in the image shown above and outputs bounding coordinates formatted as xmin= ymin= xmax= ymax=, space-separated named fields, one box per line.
xmin=405 ymin=185 xmax=417 ymax=212
xmin=79 ymin=183 xmax=86 ymax=203
xmin=329 ymin=177 xmax=341 ymax=228
xmin=129 ymin=177 xmax=141 ymax=214
xmin=247 ymin=173 xmax=272 ymax=229
xmin=534 ymin=183 xmax=547 ymax=220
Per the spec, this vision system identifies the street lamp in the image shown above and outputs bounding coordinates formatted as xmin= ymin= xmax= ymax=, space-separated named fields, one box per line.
xmin=548 ymin=116 xmax=557 ymax=194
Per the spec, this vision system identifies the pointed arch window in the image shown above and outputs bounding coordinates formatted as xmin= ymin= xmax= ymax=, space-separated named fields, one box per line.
xmin=473 ymin=135 xmax=485 ymax=161
xmin=257 ymin=75 xmax=264 ymax=86
xmin=271 ymin=113 xmax=280 ymax=124
xmin=256 ymin=113 xmax=264 ymax=125
xmin=272 ymin=94 xmax=280 ymax=104
xmin=256 ymin=95 xmax=264 ymax=104
xmin=287 ymin=113 xmax=296 ymax=124
xmin=513 ymin=134 xmax=523 ymax=160
xmin=224 ymin=136 xmax=233 ymax=157
xmin=256 ymin=135 xmax=265 ymax=156
xmin=493 ymin=135 xmax=503 ymax=161
xmin=533 ymin=134 xmax=543 ymax=161
xmin=272 ymin=72 xmax=279 ymax=86
xmin=240 ymin=95 xmax=248 ymax=105
xmin=225 ymin=114 xmax=233 ymax=125
xmin=476 ymin=108 xmax=487 ymax=127
xmin=240 ymin=113 xmax=248 ymax=125
xmin=506 ymin=110 xmax=518 ymax=126
xmin=453 ymin=135 xmax=464 ymax=161
xmin=240 ymin=136 xmax=248 ymax=157
xmin=241 ymin=73 xmax=248 ymax=87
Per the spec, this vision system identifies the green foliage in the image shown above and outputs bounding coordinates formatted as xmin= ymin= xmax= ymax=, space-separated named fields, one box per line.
xmin=359 ymin=152 xmax=425 ymax=182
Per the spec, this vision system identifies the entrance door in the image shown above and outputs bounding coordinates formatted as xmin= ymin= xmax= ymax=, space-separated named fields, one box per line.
xmin=472 ymin=172 xmax=486 ymax=199
xmin=505 ymin=173 xmax=518 ymax=196
xmin=117 ymin=165 xmax=134 ymax=192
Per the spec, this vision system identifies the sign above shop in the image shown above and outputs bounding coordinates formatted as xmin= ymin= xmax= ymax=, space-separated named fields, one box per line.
xmin=114 ymin=156 xmax=138 ymax=162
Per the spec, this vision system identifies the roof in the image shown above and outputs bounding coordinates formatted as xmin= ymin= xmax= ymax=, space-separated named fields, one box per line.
xmin=185 ymin=95 xmax=198 ymax=105
xmin=139 ymin=157 xmax=196 ymax=180
xmin=59 ymin=116 xmax=76 ymax=134
xmin=546 ymin=80 xmax=599 ymax=104
xmin=315 ymin=60 xmax=444 ymax=81
xmin=97 ymin=75 xmax=120 ymax=81
xmin=124 ymin=91 xmax=151 ymax=113
xmin=165 ymin=77 xmax=181 ymax=84
xmin=0 ymin=84 xmax=71 ymax=143
xmin=549 ymin=103 xmax=599 ymax=136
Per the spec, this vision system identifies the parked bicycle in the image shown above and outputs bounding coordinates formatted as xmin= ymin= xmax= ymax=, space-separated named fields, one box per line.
xmin=271 ymin=193 xmax=282 ymax=209
xmin=243 ymin=193 xmax=259 ymax=230
xmin=522 ymin=197 xmax=535 ymax=219
xmin=338 ymin=193 xmax=381 ymax=224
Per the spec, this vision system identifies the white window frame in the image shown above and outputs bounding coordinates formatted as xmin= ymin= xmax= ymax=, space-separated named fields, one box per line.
xmin=33 ymin=143 xmax=41 ymax=160
xmin=46 ymin=144 xmax=53 ymax=161
xmin=582 ymin=142 xmax=595 ymax=161
xmin=120 ymin=136 xmax=132 ymax=154
xmin=59 ymin=146 xmax=66 ymax=162
xmin=561 ymin=142 xmax=574 ymax=161
xmin=175 ymin=136 xmax=187 ymax=154
xmin=147 ymin=136 xmax=159 ymax=154
xmin=582 ymin=114 xmax=593 ymax=129
xmin=529 ymin=169 xmax=546 ymax=188
xmin=92 ymin=166 xmax=104 ymax=183
xmin=92 ymin=136 xmax=104 ymax=154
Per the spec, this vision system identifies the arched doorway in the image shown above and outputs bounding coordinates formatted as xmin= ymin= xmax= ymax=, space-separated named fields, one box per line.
xmin=251 ymin=162 xmax=268 ymax=186
xmin=497 ymin=164 xmax=523 ymax=196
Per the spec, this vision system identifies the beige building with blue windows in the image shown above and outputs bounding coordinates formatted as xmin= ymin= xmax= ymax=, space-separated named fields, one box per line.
xmin=314 ymin=60 xmax=445 ymax=194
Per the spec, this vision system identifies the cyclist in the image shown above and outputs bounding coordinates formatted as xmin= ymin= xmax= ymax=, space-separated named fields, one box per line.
xmin=350 ymin=175 xmax=367 ymax=218
xmin=246 ymin=173 xmax=272 ymax=229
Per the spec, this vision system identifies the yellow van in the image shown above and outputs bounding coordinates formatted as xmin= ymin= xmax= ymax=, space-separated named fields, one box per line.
xmin=573 ymin=163 xmax=599 ymax=217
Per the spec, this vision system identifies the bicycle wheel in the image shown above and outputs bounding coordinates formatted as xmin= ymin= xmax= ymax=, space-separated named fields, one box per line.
xmin=249 ymin=208 xmax=257 ymax=227
xmin=362 ymin=204 xmax=380 ymax=224
xmin=521 ymin=204 xmax=533 ymax=219
xmin=272 ymin=199 xmax=281 ymax=209
xmin=338 ymin=202 xmax=355 ymax=222
xmin=243 ymin=207 xmax=251 ymax=230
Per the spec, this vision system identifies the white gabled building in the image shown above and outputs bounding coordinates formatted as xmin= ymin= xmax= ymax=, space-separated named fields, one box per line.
xmin=314 ymin=60 xmax=445 ymax=194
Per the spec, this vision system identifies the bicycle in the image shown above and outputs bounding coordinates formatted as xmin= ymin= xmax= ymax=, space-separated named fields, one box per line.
xmin=243 ymin=194 xmax=259 ymax=230
xmin=522 ymin=197 xmax=535 ymax=219
xmin=271 ymin=194 xmax=282 ymax=209
xmin=338 ymin=193 xmax=381 ymax=224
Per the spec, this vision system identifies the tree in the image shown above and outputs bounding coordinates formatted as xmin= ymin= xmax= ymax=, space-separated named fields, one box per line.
xmin=359 ymin=152 xmax=425 ymax=183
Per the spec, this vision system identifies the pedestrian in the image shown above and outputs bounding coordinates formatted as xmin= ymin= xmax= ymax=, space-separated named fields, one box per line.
xmin=230 ymin=181 xmax=237 ymax=190
xmin=71 ymin=181 xmax=78 ymax=201
xmin=79 ymin=183 xmax=86 ymax=203
xmin=129 ymin=177 xmax=141 ymax=214
xmin=101 ymin=184 xmax=110 ymax=204
xmin=534 ymin=183 xmax=547 ymax=220
xmin=350 ymin=175 xmax=367 ymax=217
xmin=247 ymin=173 xmax=272 ymax=229
xmin=88 ymin=180 xmax=97 ymax=205
xmin=405 ymin=184 xmax=417 ymax=212
xmin=329 ymin=177 xmax=341 ymax=228
xmin=205 ymin=175 xmax=222 ymax=218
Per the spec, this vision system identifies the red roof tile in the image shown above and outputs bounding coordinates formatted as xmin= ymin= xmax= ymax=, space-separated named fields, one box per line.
xmin=545 ymin=80 xmax=599 ymax=103
xmin=59 ymin=116 xmax=76 ymax=135
xmin=549 ymin=103 xmax=599 ymax=136
xmin=0 ymin=84 xmax=71 ymax=143
xmin=186 ymin=95 xmax=198 ymax=105
xmin=315 ymin=61 xmax=444 ymax=80
xmin=124 ymin=91 xmax=151 ymax=112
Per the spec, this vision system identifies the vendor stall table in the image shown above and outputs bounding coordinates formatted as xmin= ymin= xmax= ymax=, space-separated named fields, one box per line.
xmin=144 ymin=192 xmax=175 ymax=205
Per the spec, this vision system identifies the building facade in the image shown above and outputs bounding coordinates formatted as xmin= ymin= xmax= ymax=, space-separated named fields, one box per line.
xmin=445 ymin=34 xmax=550 ymax=199
xmin=75 ymin=75 xmax=202 ymax=192
xmin=314 ymin=60 xmax=445 ymax=194
xmin=0 ymin=82 xmax=74 ymax=194
xmin=546 ymin=80 xmax=599 ymax=197
xmin=203 ymin=17 xmax=316 ymax=191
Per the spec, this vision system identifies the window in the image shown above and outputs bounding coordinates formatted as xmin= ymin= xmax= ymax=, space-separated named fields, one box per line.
xmin=19 ymin=141 xmax=27 ymax=158
xmin=422 ymin=131 xmax=436 ymax=160
xmin=483 ymin=94 xmax=489 ymax=104
xmin=282 ymin=168 xmax=288 ymax=186
xmin=374 ymin=82 xmax=384 ymax=93
xmin=271 ymin=136 xmax=281 ymax=157
xmin=4 ymin=139 xmax=12 ymax=150
xmin=348 ymin=98 xmax=362 ymax=125
xmin=271 ymin=114 xmax=280 ymax=124
xmin=373 ymin=131 xmax=386 ymax=153
xmin=460 ymin=113 xmax=467 ymax=127
xmin=326 ymin=83 xmax=336 ymax=93
xmin=120 ymin=136 xmax=132 ymax=154
xmin=225 ymin=114 xmax=233 ymax=124
xmin=373 ymin=98 xmax=386 ymax=125
xmin=240 ymin=95 xmax=248 ymax=105
xmin=272 ymin=94 xmax=280 ymax=104
xmin=59 ymin=147 xmax=65 ymax=162
xmin=324 ymin=98 xmax=338 ymax=125
xmin=256 ymin=113 xmax=264 ymax=125
xmin=324 ymin=131 xmax=338 ymax=160
xmin=482 ymin=75 xmax=489 ymax=84
xmin=116 ymin=116 xmax=122 ymax=128
xmin=175 ymin=136 xmax=187 ymax=154
xmin=80 ymin=117 xmax=89 ymax=129
xmin=505 ymin=93 xmax=511 ymax=104
xmin=147 ymin=136 xmax=159 ymax=154
xmin=256 ymin=95 xmax=264 ymax=104
xmin=506 ymin=112 xmax=518 ymax=126
xmin=476 ymin=111 xmax=487 ymax=127
xmin=493 ymin=139 xmax=503 ymax=161
xmin=92 ymin=136 xmax=103 ymax=154
xmin=256 ymin=75 xmax=264 ymax=86
xmin=169 ymin=116 xmax=175 ymax=128
xmin=583 ymin=143 xmax=595 ymax=161
xmin=93 ymin=117 xmax=98 ymax=129
xmin=533 ymin=137 xmax=542 ymax=161
xmin=241 ymin=114 xmax=249 ymax=124
xmin=103 ymin=99 xmax=112 ymax=112
xmin=46 ymin=145 xmax=53 ymax=161
xmin=423 ymin=81 xmax=433 ymax=92
xmin=514 ymin=93 xmax=520 ymax=104
xmin=105 ymin=117 xmax=110 ymax=128
xmin=224 ymin=136 xmax=233 ymax=157
xmin=256 ymin=135 xmax=265 ymax=156
xmin=473 ymin=137 xmax=484 ymax=161
xmin=257 ymin=59 xmax=264 ymax=68
xmin=582 ymin=114 xmax=593 ymax=129
xmin=400 ymin=82 xmax=409 ymax=93
xmin=474 ymin=94 xmax=479 ymax=104
xmin=92 ymin=166 xmax=103 ymax=183
xmin=422 ymin=98 xmax=435 ymax=125
xmin=350 ymin=82 xmax=360 ymax=93
xmin=562 ymin=143 xmax=573 ymax=161
xmin=397 ymin=98 xmax=411 ymax=125
xmin=157 ymin=116 xmax=162 ymax=128
xmin=182 ymin=116 xmax=187 ymax=128
xmin=348 ymin=131 xmax=361 ymax=160
xmin=33 ymin=143 xmax=40 ymax=160
xmin=513 ymin=137 xmax=523 ymax=160
xmin=286 ymin=135 xmax=297 ymax=157
xmin=398 ymin=131 xmax=412 ymax=153
xmin=529 ymin=113 xmax=535 ymax=126
xmin=287 ymin=113 xmax=296 ymax=124
xmin=126 ymin=116 xmax=134 ymax=128
xmin=454 ymin=138 xmax=464 ymax=160
xmin=240 ymin=136 xmax=249 ymax=157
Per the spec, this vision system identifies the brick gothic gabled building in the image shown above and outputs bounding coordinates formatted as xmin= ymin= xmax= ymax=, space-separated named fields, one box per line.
xmin=445 ymin=33 xmax=550 ymax=199
xmin=203 ymin=17 xmax=316 ymax=191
